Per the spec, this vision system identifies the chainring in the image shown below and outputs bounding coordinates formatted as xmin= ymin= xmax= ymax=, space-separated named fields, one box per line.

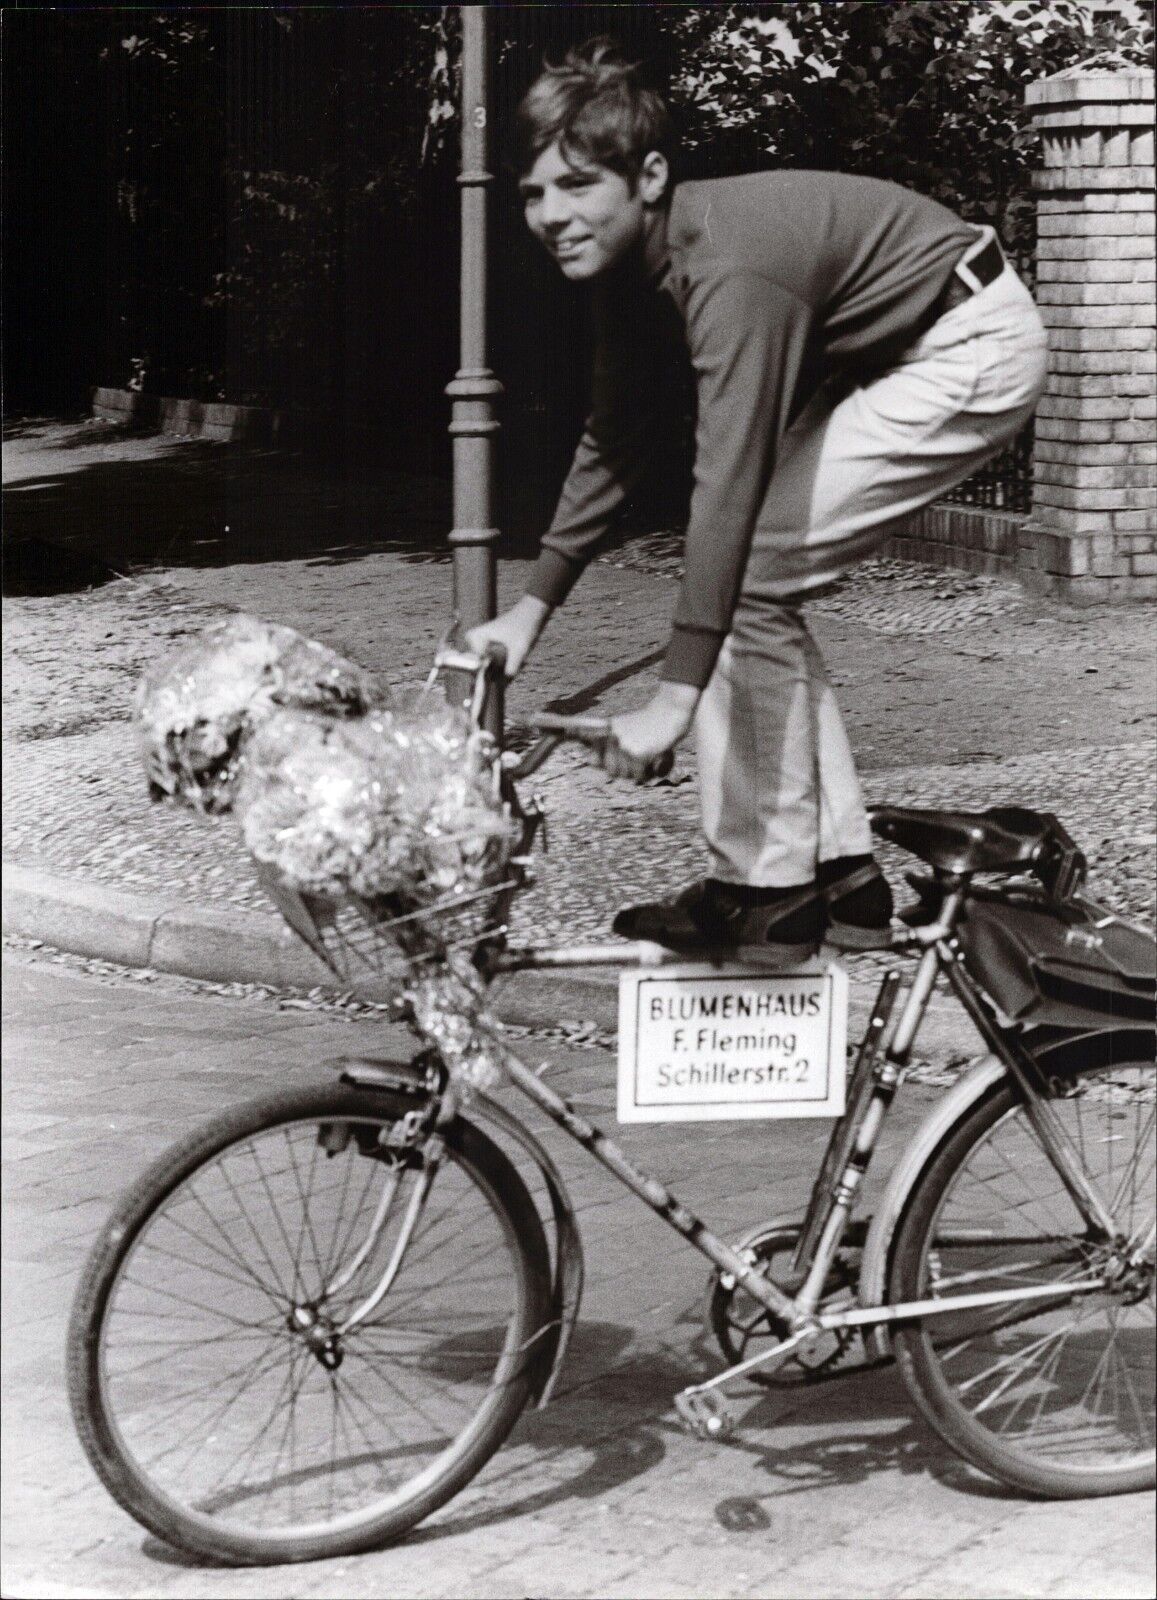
xmin=706 ymin=1221 xmax=860 ymax=1387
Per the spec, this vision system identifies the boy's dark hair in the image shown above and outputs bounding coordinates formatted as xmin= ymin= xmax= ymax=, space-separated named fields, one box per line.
xmin=515 ymin=36 xmax=673 ymax=188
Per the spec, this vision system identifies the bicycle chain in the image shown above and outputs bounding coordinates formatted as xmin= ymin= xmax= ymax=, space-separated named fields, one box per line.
xmin=707 ymin=1224 xmax=862 ymax=1386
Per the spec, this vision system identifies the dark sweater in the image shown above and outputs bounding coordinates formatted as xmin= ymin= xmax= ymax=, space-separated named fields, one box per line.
xmin=527 ymin=170 xmax=978 ymax=687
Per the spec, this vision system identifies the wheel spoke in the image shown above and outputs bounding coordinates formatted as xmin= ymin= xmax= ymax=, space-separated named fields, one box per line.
xmin=893 ymin=1064 xmax=1154 ymax=1491
xmin=79 ymin=1098 xmax=540 ymax=1558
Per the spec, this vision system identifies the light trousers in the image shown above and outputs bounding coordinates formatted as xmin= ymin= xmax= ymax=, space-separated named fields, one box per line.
xmin=695 ymin=259 xmax=1049 ymax=887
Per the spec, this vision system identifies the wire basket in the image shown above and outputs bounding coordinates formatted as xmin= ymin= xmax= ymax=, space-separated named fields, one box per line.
xmin=255 ymin=840 xmax=528 ymax=993
xmin=246 ymin=643 xmax=542 ymax=997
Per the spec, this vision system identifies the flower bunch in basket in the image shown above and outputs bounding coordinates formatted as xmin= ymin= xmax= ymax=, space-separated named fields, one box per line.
xmin=136 ymin=614 xmax=382 ymax=812
xmin=137 ymin=615 xmax=522 ymax=1092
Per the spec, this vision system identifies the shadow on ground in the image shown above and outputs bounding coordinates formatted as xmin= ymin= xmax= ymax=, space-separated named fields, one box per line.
xmin=2 ymin=437 xmax=457 ymax=598
xmin=138 ymin=1319 xmax=666 ymax=1568
xmin=1 ymin=417 xmax=578 ymax=601
xmin=2 ymin=535 xmax=125 ymax=596
xmin=1 ymin=417 xmax=676 ymax=598
xmin=135 ymin=1322 xmax=1017 ymax=1574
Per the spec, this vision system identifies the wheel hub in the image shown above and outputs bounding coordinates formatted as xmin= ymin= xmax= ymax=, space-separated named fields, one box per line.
xmin=1110 ymin=1253 xmax=1154 ymax=1307
xmin=288 ymin=1303 xmax=344 ymax=1369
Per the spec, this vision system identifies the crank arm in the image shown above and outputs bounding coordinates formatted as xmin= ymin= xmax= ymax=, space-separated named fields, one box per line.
xmin=675 ymin=1323 xmax=825 ymax=1438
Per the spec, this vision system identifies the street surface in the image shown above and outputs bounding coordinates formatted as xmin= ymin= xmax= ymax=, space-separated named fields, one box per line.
xmin=3 ymin=949 xmax=1154 ymax=1600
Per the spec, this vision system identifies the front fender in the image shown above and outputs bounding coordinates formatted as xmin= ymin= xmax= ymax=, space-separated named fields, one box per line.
xmin=858 ymin=1054 xmax=1007 ymax=1363
xmin=334 ymin=1055 xmax=584 ymax=1407
xmin=473 ymin=1094 xmax=584 ymax=1408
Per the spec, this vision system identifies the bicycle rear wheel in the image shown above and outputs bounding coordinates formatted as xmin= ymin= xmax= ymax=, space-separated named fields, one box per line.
xmin=890 ymin=1062 xmax=1154 ymax=1497
xmin=68 ymin=1080 xmax=552 ymax=1565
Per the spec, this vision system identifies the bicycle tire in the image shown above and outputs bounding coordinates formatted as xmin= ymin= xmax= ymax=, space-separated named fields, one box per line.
xmin=68 ymin=1079 xmax=552 ymax=1565
xmin=889 ymin=1061 xmax=1154 ymax=1498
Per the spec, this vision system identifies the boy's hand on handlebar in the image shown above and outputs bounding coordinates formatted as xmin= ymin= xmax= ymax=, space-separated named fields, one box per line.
xmin=464 ymin=596 xmax=551 ymax=681
xmin=604 ymin=682 xmax=699 ymax=782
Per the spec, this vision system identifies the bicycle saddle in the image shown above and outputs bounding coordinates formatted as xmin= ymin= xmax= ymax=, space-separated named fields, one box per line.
xmin=870 ymin=804 xmax=1050 ymax=874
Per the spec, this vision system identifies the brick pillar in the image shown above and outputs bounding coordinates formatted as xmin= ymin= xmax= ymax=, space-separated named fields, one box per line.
xmin=1023 ymin=65 xmax=1156 ymax=600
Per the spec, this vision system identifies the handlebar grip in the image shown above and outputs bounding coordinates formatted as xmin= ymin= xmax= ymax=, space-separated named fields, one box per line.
xmin=526 ymin=712 xmax=610 ymax=746
xmin=434 ymin=642 xmax=508 ymax=674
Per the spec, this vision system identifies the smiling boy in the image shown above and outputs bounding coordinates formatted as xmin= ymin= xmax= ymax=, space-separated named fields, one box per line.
xmin=468 ymin=39 xmax=1048 ymax=962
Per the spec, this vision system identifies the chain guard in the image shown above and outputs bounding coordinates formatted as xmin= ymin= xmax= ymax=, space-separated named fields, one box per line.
xmin=706 ymin=1221 xmax=860 ymax=1386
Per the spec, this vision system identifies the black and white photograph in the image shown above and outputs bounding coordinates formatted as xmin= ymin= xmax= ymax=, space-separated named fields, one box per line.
xmin=2 ymin=4 xmax=1155 ymax=1597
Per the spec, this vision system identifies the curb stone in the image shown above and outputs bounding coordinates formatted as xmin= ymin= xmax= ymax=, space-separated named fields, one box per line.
xmin=2 ymin=863 xmax=331 ymax=991
xmin=1 ymin=860 xmax=983 ymax=1055
xmin=0 ymin=862 xmax=655 ymax=1031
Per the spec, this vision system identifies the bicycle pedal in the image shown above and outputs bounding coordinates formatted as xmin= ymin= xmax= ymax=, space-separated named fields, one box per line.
xmin=675 ymin=1385 xmax=736 ymax=1440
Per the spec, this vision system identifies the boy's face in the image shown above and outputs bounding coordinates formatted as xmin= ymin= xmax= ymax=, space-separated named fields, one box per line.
xmin=519 ymin=142 xmax=664 ymax=280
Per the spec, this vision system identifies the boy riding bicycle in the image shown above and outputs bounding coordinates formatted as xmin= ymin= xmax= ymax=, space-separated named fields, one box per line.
xmin=468 ymin=38 xmax=1048 ymax=965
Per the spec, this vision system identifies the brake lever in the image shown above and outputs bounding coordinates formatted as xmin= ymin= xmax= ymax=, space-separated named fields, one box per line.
xmin=503 ymin=734 xmax=563 ymax=780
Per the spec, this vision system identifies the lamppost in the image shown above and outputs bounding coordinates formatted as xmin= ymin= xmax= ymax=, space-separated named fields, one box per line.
xmin=446 ymin=4 xmax=502 ymax=734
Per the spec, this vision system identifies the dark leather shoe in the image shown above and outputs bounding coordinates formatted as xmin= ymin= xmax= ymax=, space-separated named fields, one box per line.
xmin=817 ymin=856 xmax=894 ymax=950
xmin=613 ymin=878 xmax=824 ymax=965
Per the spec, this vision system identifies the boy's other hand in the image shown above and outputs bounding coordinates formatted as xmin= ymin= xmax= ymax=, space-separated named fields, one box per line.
xmin=605 ymin=682 xmax=699 ymax=782
xmin=465 ymin=596 xmax=552 ymax=680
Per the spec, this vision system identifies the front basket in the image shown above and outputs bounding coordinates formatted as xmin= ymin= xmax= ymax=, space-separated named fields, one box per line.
xmin=255 ymin=861 xmax=520 ymax=991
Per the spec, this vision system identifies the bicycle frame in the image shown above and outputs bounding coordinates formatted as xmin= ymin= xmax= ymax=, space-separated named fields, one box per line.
xmin=331 ymin=650 xmax=1143 ymax=1411
xmin=67 ymin=646 xmax=1152 ymax=1561
xmin=481 ymin=891 xmax=1117 ymax=1367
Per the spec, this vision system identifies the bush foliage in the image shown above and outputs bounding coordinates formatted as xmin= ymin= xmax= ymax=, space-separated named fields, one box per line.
xmin=658 ymin=2 xmax=1153 ymax=270
xmin=6 ymin=3 xmax=1152 ymax=428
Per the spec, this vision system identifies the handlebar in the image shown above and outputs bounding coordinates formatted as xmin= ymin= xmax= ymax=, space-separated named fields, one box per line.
xmin=432 ymin=640 xmax=674 ymax=783
xmin=433 ymin=643 xmax=507 ymax=678
xmin=432 ymin=640 xmax=507 ymax=736
xmin=508 ymin=712 xmax=612 ymax=780
xmin=512 ymin=712 xmax=674 ymax=783
xmin=524 ymin=711 xmax=611 ymax=745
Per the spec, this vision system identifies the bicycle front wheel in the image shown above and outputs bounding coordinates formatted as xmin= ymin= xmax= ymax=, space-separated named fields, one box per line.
xmin=890 ymin=1062 xmax=1154 ymax=1497
xmin=68 ymin=1081 xmax=552 ymax=1565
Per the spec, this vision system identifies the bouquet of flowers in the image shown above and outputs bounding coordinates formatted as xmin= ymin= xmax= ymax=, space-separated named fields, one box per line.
xmin=235 ymin=697 xmax=518 ymax=914
xmin=235 ymin=696 xmax=520 ymax=1094
xmin=138 ymin=617 xmax=519 ymax=1094
xmin=136 ymin=613 xmax=382 ymax=812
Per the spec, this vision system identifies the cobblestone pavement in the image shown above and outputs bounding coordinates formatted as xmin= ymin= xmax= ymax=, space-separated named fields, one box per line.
xmin=4 ymin=951 xmax=1154 ymax=1600
xmin=5 ymin=419 xmax=1155 ymax=943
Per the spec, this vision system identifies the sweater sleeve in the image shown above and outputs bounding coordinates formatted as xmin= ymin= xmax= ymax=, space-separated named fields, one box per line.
xmin=526 ymin=293 xmax=656 ymax=610
xmin=662 ymin=271 xmax=814 ymax=688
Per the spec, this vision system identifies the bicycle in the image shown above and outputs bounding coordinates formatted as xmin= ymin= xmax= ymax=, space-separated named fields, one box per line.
xmin=68 ymin=646 xmax=1155 ymax=1565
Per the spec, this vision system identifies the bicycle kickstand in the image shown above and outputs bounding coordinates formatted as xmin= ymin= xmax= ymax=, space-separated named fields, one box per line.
xmin=674 ymin=1323 xmax=824 ymax=1439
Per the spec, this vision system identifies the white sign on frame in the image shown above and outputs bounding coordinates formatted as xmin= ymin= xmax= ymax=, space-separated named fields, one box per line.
xmin=617 ymin=962 xmax=848 ymax=1123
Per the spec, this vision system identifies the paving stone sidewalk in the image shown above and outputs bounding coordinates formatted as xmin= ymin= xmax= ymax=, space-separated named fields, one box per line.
xmin=3 ymin=422 xmax=1155 ymax=1598
xmin=4 ymin=418 xmax=1155 ymax=976
xmin=4 ymin=951 xmax=1155 ymax=1600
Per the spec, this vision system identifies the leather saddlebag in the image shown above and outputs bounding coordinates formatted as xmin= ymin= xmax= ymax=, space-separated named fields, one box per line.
xmin=956 ymin=894 xmax=1156 ymax=1075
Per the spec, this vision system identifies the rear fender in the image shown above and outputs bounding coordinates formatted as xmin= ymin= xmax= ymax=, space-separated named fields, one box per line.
xmin=858 ymin=1055 xmax=1007 ymax=1363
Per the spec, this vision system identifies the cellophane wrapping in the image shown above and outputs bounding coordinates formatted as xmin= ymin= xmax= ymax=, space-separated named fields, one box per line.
xmin=235 ymin=697 xmax=521 ymax=1092
xmin=235 ymin=699 xmax=518 ymax=909
xmin=136 ymin=613 xmax=382 ymax=813
xmin=138 ymin=618 xmax=520 ymax=1093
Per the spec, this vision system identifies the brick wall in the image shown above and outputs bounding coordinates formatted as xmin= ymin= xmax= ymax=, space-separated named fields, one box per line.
xmin=1020 ymin=67 xmax=1156 ymax=601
